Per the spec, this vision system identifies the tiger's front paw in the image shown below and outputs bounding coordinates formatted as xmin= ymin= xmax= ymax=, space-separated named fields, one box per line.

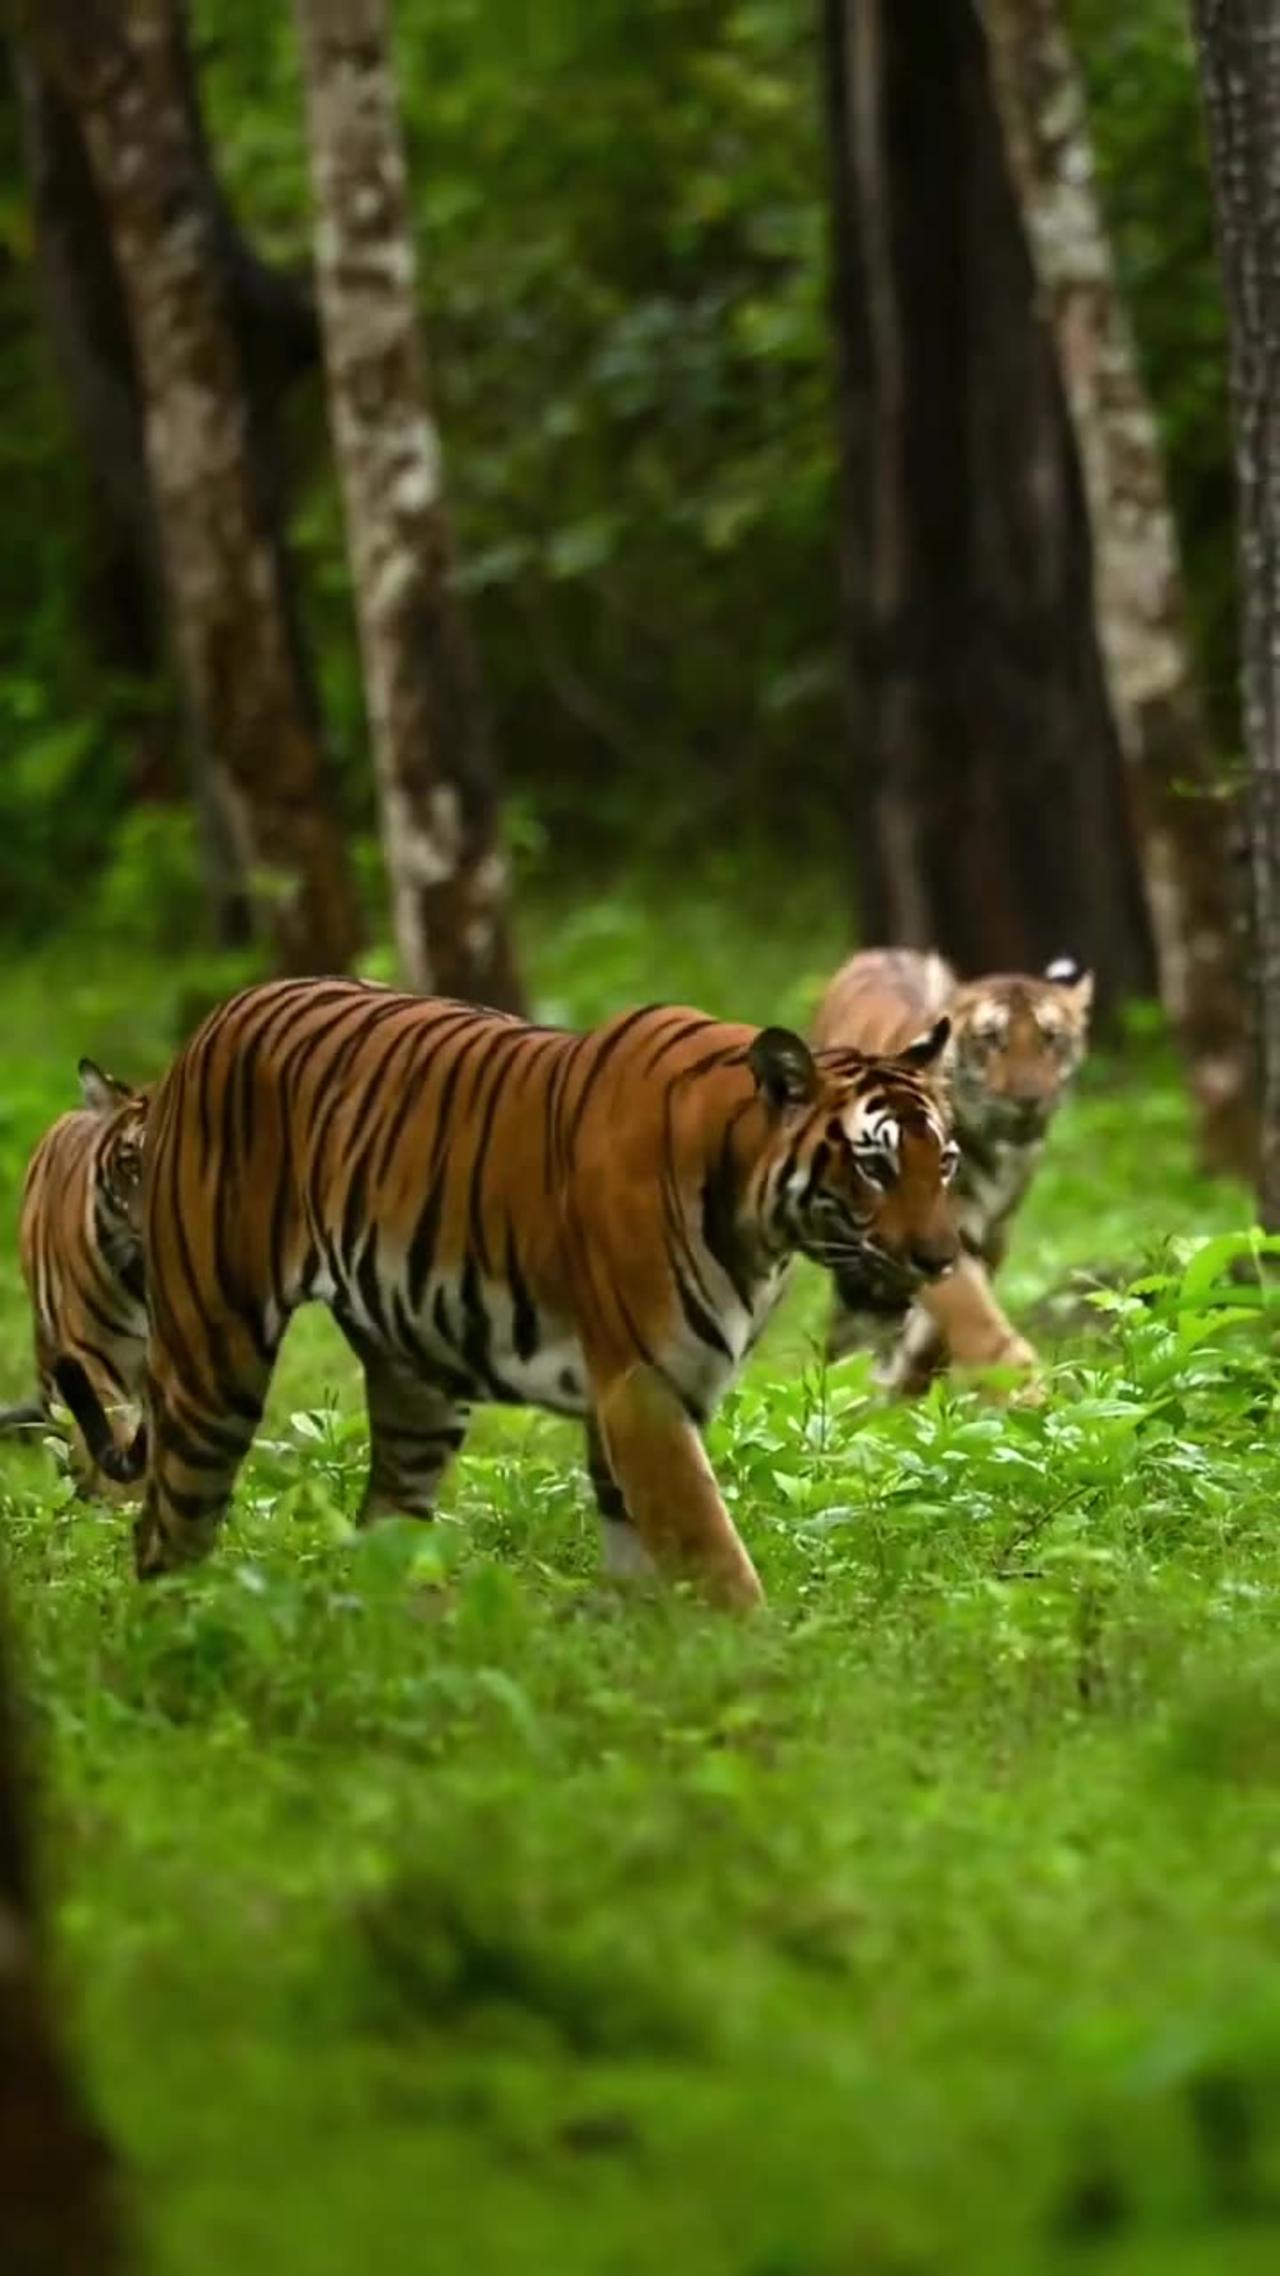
xmin=962 ymin=1333 xmax=1045 ymax=1406
xmin=1006 ymin=1336 xmax=1049 ymax=1407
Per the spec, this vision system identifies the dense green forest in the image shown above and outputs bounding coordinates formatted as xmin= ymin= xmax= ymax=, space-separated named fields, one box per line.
xmin=9 ymin=4 xmax=1280 ymax=2271
xmin=0 ymin=0 xmax=1235 ymax=942
xmin=5 ymin=896 xmax=1278 ymax=2276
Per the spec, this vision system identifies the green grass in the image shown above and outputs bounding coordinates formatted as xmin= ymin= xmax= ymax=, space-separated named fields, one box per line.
xmin=4 ymin=872 xmax=1280 ymax=2276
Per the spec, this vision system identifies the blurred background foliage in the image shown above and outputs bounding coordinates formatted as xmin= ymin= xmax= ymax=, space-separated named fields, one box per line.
xmin=0 ymin=0 xmax=1234 ymax=944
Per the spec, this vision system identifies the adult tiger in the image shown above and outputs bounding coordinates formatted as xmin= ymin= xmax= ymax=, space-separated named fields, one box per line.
xmin=813 ymin=947 xmax=1093 ymax=1393
xmin=135 ymin=979 xmax=959 ymax=1605
xmin=1 ymin=1060 xmax=149 ymax=1487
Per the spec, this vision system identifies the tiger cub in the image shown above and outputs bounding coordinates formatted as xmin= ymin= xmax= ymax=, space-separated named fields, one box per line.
xmin=133 ymin=978 xmax=960 ymax=1607
xmin=1 ymin=1060 xmax=149 ymax=1487
xmin=812 ymin=948 xmax=1092 ymax=1394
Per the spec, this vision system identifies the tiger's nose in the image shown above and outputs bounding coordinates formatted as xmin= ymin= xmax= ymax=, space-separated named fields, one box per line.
xmin=1006 ymin=1091 xmax=1050 ymax=1129
xmin=909 ymin=1236 xmax=957 ymax=1281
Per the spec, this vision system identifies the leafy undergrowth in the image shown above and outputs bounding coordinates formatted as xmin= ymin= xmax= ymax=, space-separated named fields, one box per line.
xmin=3 ymin=885 xmax=1280 ymax=2275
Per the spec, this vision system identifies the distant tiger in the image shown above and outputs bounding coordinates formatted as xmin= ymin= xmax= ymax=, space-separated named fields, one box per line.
xmin=812 ymin=949 xmax=1093 ymax=1394
xmin=134 ymin=979 xmax=961 ymax=1605
xmin=1 ymin=1060 xmax=149 ymax=1486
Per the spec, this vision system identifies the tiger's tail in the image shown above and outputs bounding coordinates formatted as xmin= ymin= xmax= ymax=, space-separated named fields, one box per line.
xmin=0 ymin=1398 xmax=48 ymax=1435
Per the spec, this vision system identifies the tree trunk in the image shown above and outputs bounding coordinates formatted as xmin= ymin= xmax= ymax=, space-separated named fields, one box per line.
xmin=293 ymin=0 xmax=522 ymax=1010
xmin=0 ymin=1617 xmax=129 ymax=2274
xmin=1190 ymin=0 xmax=1280 ymax=1222
xmin=821 ymin=0 xmax=1155 ymax=1016
xmin=32 ymin=0 xmax=360 ymax=978
xmin=13 ymin=39 xmax=246 ymax=935
xmin=982 ymin=0 xmax=1252 ymax=1172
xmin=13 ymin=16 xmax=327 ymax=942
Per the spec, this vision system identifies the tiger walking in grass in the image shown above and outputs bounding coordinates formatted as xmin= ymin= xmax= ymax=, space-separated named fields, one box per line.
xmin=132 ymin=978 xmax=961 ymax=1606
xmin=813 ymin=949 xmax=1093 ymax=1395
xmin=0 ymin=1060 xmax=149 ymax=1488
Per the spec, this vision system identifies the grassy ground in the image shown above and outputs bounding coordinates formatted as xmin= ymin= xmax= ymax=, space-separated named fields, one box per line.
xmin=4 ymin=872 xmax=1280 ymax=2276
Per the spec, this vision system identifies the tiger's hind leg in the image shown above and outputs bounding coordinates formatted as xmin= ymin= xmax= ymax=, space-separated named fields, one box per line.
xmin=358 ymin=1355 xmax=469 ymax=1525
xmin=133 ymin=1324 xmax=281 ymax=1578
xmin=585 ymin=1412 xmax=658 ymax=1584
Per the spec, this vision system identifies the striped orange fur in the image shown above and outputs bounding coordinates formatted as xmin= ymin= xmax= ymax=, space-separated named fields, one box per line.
xmin=814 ymin=948 xmax=1092 ymax=1391
xmin=135 ymin=979 xmax=960 ymax=1604
xmin=6 ymin=1061 xmax=149 ymax=1485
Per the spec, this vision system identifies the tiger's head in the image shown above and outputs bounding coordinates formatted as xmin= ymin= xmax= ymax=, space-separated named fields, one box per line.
xmin=947 ymin=958 xmax=1093 ymax=1144
xmin=746 ymin=1020 xmax=959 ymax=1295
xmin=79 ymin=1057 xmax=148 ymax=1232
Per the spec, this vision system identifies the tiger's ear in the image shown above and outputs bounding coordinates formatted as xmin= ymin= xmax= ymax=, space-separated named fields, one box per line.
xmin=896 ymin=1015 xmax=951 ymax=1072
xmin=78 ymin=1058 xmax=131 ymax=1112
xmin=1044 ymin=957 xmax=1094 ymax=1014
xmin=748 ymin=1026 xmax=819 ymax=1109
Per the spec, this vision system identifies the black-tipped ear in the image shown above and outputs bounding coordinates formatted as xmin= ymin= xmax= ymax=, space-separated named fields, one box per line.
xmin=1045 ymin=957 xmax=1094 ymax=1011
xmin=897 ymin=1015 xmax=951 ymax=1072
xmin=78 ymin=1057 xmax=129 ymax=1112
xmin=748 ymin=1026 xmax=819 ymax=1109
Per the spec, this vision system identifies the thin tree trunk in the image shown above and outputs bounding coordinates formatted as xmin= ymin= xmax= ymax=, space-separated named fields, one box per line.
xmin=13 ymin=39 xmax=247 ymax=937
xmin=0 ymin=1616 xmax=129 ymax=2274
xmin=293 ymin=0 xmax=522 ymax=1010
xmin=16 ymin=17 xmax=330 ymax=947
xmin=983 ymin=0 xmax=1252 ymax=1173
xmin=32 ymin=0 xmax=360 ymax=977
xmin=822 ymin=0 xmax=1155 ymax=1016
xmin=1190 ymin=0 xmax=1280 ymax=1222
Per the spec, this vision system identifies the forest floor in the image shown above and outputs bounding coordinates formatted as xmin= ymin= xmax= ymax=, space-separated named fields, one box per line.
xmin=4 ymin=869 xmax=1280 ymax=2276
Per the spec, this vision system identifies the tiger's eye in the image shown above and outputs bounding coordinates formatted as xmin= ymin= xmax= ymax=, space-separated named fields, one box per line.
xmin=855 ymin=1148 xmax=896 ymax=1187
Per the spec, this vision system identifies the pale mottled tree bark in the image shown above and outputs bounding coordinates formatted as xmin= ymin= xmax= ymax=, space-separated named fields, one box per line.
xmin=294 ymin=0 xmax=522 ymax=1010
xmin=32 ymin=0 xmax=360 ymax=977
xmin=1191 ymin=0 xmax=1280 ymax=1221
xmin=983 ymin=0 xmax=1252 ymax=1174
xmin=0 ymin=1619 xmax=129 ymax=2274
xmin=822 ymin=0 xmax=1155 ymax=1016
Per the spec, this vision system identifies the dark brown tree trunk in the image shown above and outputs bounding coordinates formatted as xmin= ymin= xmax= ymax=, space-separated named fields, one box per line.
xmin=821 ymin=0 xmax=1154 ymax=1015
xmin=32 ymin=0 xmax=360 ymax=978
xmin=294 ymin=0 xmax=522 ymax=1011
xmin=12 ymin=52 xmax=154 ymax=650
xmin=12 ymin=39 xmax=241 ymax=929
xmin=1191 ymin=0 xmax=1280 ymax=1222
xmin=983 ymin=0 xmax=1252 ymax=1172
xmin=12 ymin=23 xmax=328 ymax=945
xmin=0 ymin=1616 xmax=129 ymax=2274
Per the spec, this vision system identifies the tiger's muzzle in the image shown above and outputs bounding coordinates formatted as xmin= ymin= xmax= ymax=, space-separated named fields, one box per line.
xmin=835 ymin=1227 xmax=957 ymax=1314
